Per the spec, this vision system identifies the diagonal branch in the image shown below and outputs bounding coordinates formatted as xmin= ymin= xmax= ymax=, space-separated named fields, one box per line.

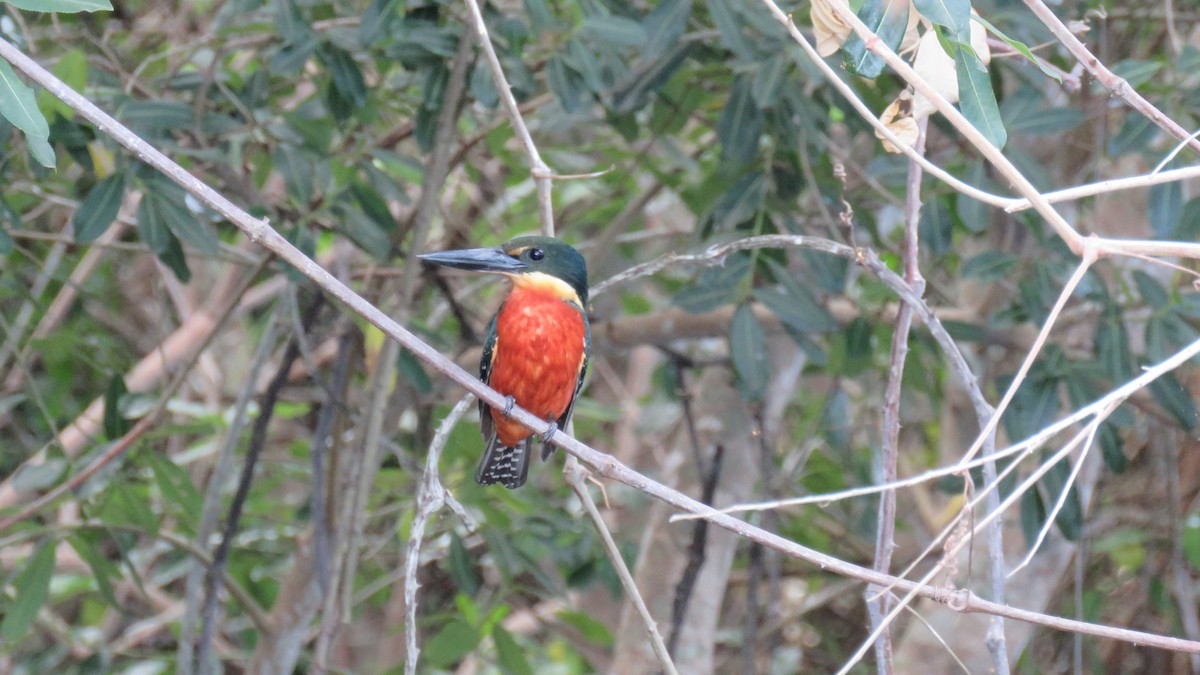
xmin=461 ymin=0 xmax=554 ymax=236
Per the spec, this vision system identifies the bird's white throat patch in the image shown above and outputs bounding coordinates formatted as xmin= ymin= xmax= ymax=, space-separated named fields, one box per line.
xmin=507 ymin=271 xmax=581 ymax=304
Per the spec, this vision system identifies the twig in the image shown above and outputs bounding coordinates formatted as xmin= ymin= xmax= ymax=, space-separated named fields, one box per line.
xmin=6 ymin=35 xmax=1200 ymax=659
xmin=669 ymin=445 xmax=724 ymax=655
xmin=956 ymin=243 xmax=1097 ymax=467
xmin=178 ymin=304 xmax=282 ymax=675
xmin=564 ymin=456 xmax=678 ymax=675
xmin=405 ymin=395 xmax=475 ymax=675
xmin=867 ymin=118 xmax=928 ymax=674
xmin=311 ymin=328 xmax=358 ymax=672
xmin=196 ymin=293 xmax=323 ymax=674
xmin=1022 ymin=0 xmax=1200 ymax=156
xmin=461 ymin=0 xmax=554 ymax=236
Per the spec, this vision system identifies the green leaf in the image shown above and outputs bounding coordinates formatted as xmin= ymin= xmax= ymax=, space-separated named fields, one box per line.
xmin=493 ymin=627 xmax=533 ymax=675
xmin=396 ymin=348 xmax=433 ymax=394
xmin=0 ymin=227 xmax=12 ymax=255
xmin=1099 ymin=422 xmax=1127 ymax=473
xmin=913 ymin=0 xmax=969 ymax=41
xmin=0 ymin=0 xmax=111 ymax=11
xmin=955 ymin=45 xmax=1007 ymax=149
xmin=1095 ymin=309 xmax=1134 ymax=382
xmin=73 ymin=174 xmax=125 ymax=243
xmin=919 ymin=197 xmax=952 ymax=255
xmin=141 ymin=181 xmax=219 ymax=255
xmin=0 ymin=60 xmax=55 ymax=168
xmin=962 ymin=251 xmax=1016 ymax=281
xmin=1019 ymin=486 xmax=1045 ymax=549
xmin=1000 ymin=370 xmax=1059 ymax=442
xmin=423 ymin=620 xmax=481 ymax=667
xmin=1185 ymin=515 xmax=1200 ymax=571
xmin=707 ymin=0 xmax=751 ymax=58
xmin=557 ymin=609 xmax=614 ymax=646
xmin=157 ymin=231 xmax=191 ymax=282
xmin=751 ymin=54 xmax=786 ymax=109
xmin=136 ymin=191 xmax=175 ymax=255
xmin=1107 ymin=59 xmax=1163 ymax=91
xmin=318 ymin=44 xmax=367 ymax=108
xmin=1150 ymin=179 xmax=1183 ymax=238
xmin=103 ymin=485 xmax=161 ymax=534
xmin=842 ymin=0 xmax=911 ymax=78
xmin=103 ymin=374 xmax=130 ymax=440
xmin=610 ymin=42 xmax=692 ymax=114
xmin=1149 ymin=373 xmax=1196 ymax=430
xmin=10 ymin=458 xmax=65 ymax=492
xmin=273 ymin=144 xmax=315 ymax=206
xmin=580 ymin=15 xmax=646 ymax=46
xmin=68 ymin=532 xmax=119 ymax=606
xmin=38 ymin=49 xmax=88 ymax=121
xmin=0 ymin=542 xmax=56 ymax=642
xmin=764 ymin=260 xmax=839 ymax=332
xmin=1042 ymin=459 xmax=1083 ymax=541
xmin=448 ymin=532 xmax=480 ymax=596
xmin=145 ymin=452 xmax=203 ymax=517
xmin=547 ymin=57 xmax=587 ymax=114
xmin=674 ymin=254 xmax=751 ymax=313
xmin=1133 ymin=270 xmax=1169 ymax=309
xmin=839 ymin=316 xmax=873 ymax=376
xmin=1004 ymin=107 xmax=1085 ymax=135
xmin=642 ymin=0 xmax=691 ymax=57
xmin=955 ymin=162 xmax=990 ymax=233
xmin=975 ymin=16 xmax=1061 ymax=83
xmin=701 ymin=171 xmax=766 ymax=233
xmin=360 ymin=0 xmax=400 ymax=45
xmin=730 ymin=304 xmax=769 ymax=400
xmin=717 ymin=76 xmax=762 ymax=167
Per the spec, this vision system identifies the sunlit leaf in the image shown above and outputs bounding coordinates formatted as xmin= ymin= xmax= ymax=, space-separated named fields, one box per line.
xmin=0 ymin=60 xmax=55 ymax=168
xmin=493 ymin=628 xmax=533 ymax=675
xmin=842 ymin=0 xmax=910 ymax=78
xmin=955 ymin=45 xmax=1006 ymax=149
xmin=913 ymin=0 xmax=969 ymax=41
xmin=423 ymin=620 xmax=481 ymax=667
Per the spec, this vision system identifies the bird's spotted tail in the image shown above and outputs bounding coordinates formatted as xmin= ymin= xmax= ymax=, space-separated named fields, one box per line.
xmin=475 ymin=435 xmax=533 ymax=489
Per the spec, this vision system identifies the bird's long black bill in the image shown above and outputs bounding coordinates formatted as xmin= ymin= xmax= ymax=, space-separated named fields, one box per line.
xmin=417 ymin=247 xmax=528 ymax=273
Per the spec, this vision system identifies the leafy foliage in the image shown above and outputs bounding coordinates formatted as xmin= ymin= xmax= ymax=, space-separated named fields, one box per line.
xmin=2 ymin=0 xmax=1200 ymax=671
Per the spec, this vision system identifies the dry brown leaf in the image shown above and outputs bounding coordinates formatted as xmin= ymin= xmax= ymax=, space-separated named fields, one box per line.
xmin=876 ymin=96 xmax=919 ymax=153
xmin=910 ymin=16 xmax=991 ymax=118
xmin=811 ymin=0 xmax=852 ymax=57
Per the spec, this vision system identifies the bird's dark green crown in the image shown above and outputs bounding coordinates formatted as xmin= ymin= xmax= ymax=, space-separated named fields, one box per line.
xmin=419 ymin=236 xmax=589 ymax=305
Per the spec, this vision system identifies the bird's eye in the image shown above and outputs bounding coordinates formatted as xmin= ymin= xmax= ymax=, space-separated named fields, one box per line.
xmin=528 ymin=248 xmax=544 ymax=261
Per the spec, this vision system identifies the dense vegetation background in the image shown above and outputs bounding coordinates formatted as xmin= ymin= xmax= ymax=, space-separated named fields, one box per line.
xmin=3 ymin=0 xmax=1200 ymax=672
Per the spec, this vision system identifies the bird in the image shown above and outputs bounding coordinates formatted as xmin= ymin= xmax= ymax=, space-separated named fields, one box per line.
xmin=418 ymin=236 xmax=590 ymax=489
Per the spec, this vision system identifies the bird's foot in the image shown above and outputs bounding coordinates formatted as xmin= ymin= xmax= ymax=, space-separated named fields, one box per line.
xmin=541 ymin=420 xmax=559 ymax=444
xmin=501 ymin=395 xmax=515 ymax=418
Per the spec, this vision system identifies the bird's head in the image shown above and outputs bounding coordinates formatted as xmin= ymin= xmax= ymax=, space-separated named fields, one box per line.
xmin=418 ymin=236 xmax=589 ymax=306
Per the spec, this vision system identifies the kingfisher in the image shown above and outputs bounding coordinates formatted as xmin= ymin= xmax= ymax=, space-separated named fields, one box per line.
xmin=419 ymin=236 xmax=590 ymax=489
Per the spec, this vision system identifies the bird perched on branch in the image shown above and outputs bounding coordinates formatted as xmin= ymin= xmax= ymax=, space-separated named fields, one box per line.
xmin=419 ymin=236 xmax=590 ymax=489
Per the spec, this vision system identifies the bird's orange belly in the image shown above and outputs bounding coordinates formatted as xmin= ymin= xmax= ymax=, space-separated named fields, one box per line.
xmin=488 ymin=294 xmax=586 ymax=446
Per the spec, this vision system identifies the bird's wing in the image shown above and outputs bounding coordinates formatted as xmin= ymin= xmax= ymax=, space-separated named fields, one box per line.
xmin=478 ymin=312 xmax=499 ymax=443
xmin=544 ymin=305 xmax=590 ymax=461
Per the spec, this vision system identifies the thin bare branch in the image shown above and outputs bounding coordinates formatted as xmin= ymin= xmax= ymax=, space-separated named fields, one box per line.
xmin=405 ymin=395 xmax=474 ymax=675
